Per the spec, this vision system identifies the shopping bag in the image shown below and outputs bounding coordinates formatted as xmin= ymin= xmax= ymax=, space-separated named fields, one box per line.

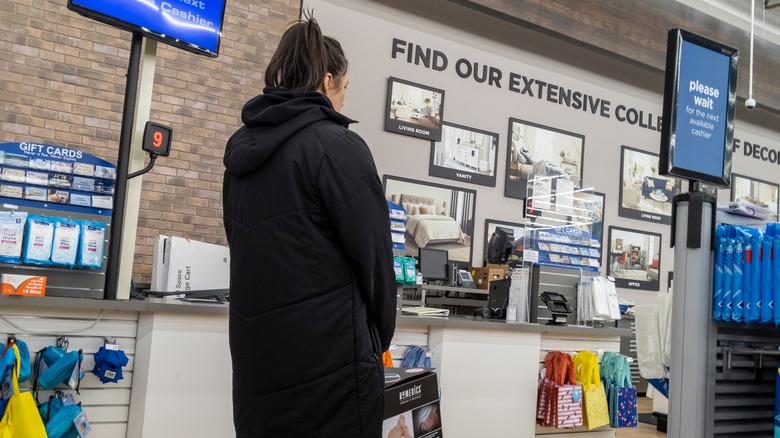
xmin=0 ymin=344 xmax=47 ymax=437
xmin=607 ymin=353 xmax=638 ymax=428
xmin=575 ymin=350 xmax=609 ymax=429
xmin=549 ymin=352 xmax=583 ymax=428
xmin=537 ymin=352 xmax=559 ymax=426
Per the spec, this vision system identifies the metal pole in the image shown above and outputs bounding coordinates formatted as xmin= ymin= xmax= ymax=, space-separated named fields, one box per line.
xmin=667 ymin=191 xmax=716 ymax=437
xmin=104 ymin=32 xmax=143 ymax=300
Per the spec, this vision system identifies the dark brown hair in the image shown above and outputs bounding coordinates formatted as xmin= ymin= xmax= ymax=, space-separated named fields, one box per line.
xmin=265 ymin=13 xmax=348 ymax=91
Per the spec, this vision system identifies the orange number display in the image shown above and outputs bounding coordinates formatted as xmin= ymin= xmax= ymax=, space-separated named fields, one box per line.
xmin=153 ymin=131 xmax=163 ymax=148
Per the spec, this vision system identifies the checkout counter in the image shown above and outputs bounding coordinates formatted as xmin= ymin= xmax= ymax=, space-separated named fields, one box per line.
xmin=0 ymin=294 xmax=628 ymax=438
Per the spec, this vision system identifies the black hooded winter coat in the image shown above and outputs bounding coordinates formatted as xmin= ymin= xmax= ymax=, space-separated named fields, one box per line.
xmin=222 ymin=88 xmax=397 ymax=438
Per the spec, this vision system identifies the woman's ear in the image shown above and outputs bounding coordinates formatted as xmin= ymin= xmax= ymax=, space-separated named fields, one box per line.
xmin=319 ymin=72 xmax=334 ymax=95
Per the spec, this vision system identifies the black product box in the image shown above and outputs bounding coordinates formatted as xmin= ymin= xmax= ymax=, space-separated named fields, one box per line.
xmin=383 ymin=368 xmax=443 ymax=438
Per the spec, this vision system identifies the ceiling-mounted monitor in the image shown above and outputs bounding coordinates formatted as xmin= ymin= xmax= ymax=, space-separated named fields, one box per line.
xmin=67 ymin=0 xmax=227 ymax=57
xmin=659 ymin=28 xmax=739 ymax=188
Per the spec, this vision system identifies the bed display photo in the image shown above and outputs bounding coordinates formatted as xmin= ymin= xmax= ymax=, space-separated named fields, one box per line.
xmin=483 ymin=219 xmax=524 ymax=267
xmin=430 ymin=122 xmax=499 ymax=187
xmin=383 ymin=175 xmax=475 ymax=265
xmin=618 ymin=145 xmax=683 ymax=225
xmin=730 ymin=173 xmax=779 ymax=216
xmin=607 ymin=226 xmax=662 ymax=291
xmin=505 ymin=118 xmax=584 ymax=199
xmin=385 ymin=77 xmax=445 ymax=141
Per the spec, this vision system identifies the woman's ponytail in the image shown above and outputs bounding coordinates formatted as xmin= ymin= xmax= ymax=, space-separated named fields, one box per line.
xmin=264 ymin=12 xmax=347 ymax=91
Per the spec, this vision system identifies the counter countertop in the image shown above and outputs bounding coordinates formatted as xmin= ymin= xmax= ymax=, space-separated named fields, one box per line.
xmin=397 ymin=314 xmax=631 ymax=337
xmin=0 ymin=296 xmax=632 ymax=337
xmin=0 ymin=295 xmax=229 ymax=315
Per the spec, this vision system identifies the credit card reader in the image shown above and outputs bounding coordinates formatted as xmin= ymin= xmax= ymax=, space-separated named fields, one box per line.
xmin=540 ymin=291 xmax=572 ymax=325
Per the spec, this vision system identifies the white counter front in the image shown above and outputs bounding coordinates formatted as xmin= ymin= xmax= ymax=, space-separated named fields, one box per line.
xmin=0 ymin=296 xmax=628 ymax=437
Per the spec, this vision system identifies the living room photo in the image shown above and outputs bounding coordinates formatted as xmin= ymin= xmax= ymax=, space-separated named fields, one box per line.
xmin=385 ymin=77 xmax=445 ymax=141
xmin=607 ymin=226 xmax=661 ymax=291
xmin=618 ymin=145 xmax=682 ymax=225
xmin=504 ymin=119 xmax=584 ymax=199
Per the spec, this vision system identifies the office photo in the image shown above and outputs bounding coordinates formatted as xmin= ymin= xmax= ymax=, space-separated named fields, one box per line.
xmin=429 ymin=122 xmax=499 ymax=187
xmin=618 ymin=145 xmax=682 ymax=225
xmin=505 ymin=118 xmax=584 ymax=199
xmin=607 ymin=226 xmax=661 ymax=291
xmin=384 ymin=174 xmax=475 ymax=265
xmin=385 ymin=77 xmax=445 ymax=141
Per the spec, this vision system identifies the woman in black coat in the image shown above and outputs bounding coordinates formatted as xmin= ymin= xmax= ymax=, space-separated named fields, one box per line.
xmin=222 ymin=15 xmax=397 ymax=438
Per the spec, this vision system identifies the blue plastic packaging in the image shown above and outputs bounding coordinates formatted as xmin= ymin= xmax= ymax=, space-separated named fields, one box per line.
xmin=762 ymin=235 xmax=774 ymax=324
xmin=713 ymin=225 xmax=726 ymax=321
xmin=746 ymin=228 xmax=762 ymax=324
xmin=723 ymin=239 xmax=734 ymax=322
xmin=732 ymin=240 xmax=744 ymax=323
xmin=50 ymin=217 xmax=81 ymax=267
xmin=22 ymin=214 xmax=55 ymax=265
xmin=77 ymin=220 xmax=106 ymax=269
xmin=0 ymin=211 xmax=27 ymax=264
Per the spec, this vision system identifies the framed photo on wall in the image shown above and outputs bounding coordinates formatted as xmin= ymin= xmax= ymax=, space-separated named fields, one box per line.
xmin=385 ymin=77 xmax=445 ymax=141
xmin=483 ymin=219 xmax=524 ymax=267
xmin=505 ymin=118 xmax=585 ymax=199
xmin=383 ymin=174 xmax=475 ymax=266
xmin=730 ymin=173 xmax=779 ymax=216
xmin=607 ymin=226 xmax=662 ymax=291
xmin=618 ymin=145 xmax=682 ymax=225
xmin=570 ymin=191 xmax=605 ymax=267
xmin=429 ymin=122 xmax=499 ymax=187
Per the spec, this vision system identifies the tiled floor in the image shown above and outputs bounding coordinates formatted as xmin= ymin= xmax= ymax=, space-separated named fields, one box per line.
xmin=616 ymin=397 xmax=666 ymax=438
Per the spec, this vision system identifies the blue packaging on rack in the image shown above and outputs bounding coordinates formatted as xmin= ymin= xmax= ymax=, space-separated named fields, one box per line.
xmin=762 ymin=236 xmax=773 ymax=324
xmin=713 ymin=225 xmax=726 ymax=321
xmin=723 ymin=239 xmax=733 ymax=322
xmin=732 ymin=240 xmax=744 ymax=323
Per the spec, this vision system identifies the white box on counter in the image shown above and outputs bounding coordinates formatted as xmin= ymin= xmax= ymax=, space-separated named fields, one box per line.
xmin=150 ymin=235 xmax=230 ymax=293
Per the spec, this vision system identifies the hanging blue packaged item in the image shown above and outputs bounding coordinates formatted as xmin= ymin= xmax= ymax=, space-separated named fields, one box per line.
xmin=77 ymin=220 xmax=106 ymax=269
xmin=713 ymin=225 xmax=726 ymax=321
xmin=723 ymin=238 xmax=734 ymax=322
xmin=773 ymin=227 xmax=780 ymax=327
xmin=38 ymin=394 xmax=65 ymax=425
xmin=50 ymin=217 xmax=81 ymax=267
xmin=746 ymin=227 xmax=763 ymax=324
xmin=92 ymin=344 xmax=129 ymax=384
xmin=732 ymin=240 xmax=744 ymax=323
xmin=0 ymin=210 xmax=28 ymax=264
xmin=400 ymin=345 xmax=432 ymax=368
xmin=13 ymin=338 xmax=31 ymax=383
xmin=0 ymin=346 xmax=17 ymax=419
xmin=44 ymin=402 xmax=91 ymax=438
xmin=762 ymin=234 xmax=774 ymax=324
xmin=22 ymin=214 xmax=55 ymax=266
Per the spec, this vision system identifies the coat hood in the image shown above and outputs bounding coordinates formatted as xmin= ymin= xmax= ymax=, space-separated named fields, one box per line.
xmin=224 ymin=87 xmax=356 ymax=176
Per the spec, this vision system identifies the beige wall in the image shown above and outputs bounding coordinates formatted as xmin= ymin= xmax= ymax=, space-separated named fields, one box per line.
xmin=0 ymin=0 xmax=299 ymax=283
xmin=3 ymin=0 xmax=780 ymax=301
xmin=305 ymin=0 xmax=780 ymax=305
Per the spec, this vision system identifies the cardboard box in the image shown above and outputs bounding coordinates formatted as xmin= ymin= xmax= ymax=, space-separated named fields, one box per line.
xmin=383 ymin=368 xmax=442 ymax=438
xmin=1 ymin=274 xmax=47 ymax=297
xmin=469 ymin=264 xmax=510 ymax=289
xmin=150 ymin=235 xmax=230 ymax=293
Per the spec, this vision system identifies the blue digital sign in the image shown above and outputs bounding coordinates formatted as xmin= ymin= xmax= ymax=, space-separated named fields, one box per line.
xmin=660 ymin=29 xmax=738 ymax=188
xmin=68 ymin=0 xmax=226 ymax=57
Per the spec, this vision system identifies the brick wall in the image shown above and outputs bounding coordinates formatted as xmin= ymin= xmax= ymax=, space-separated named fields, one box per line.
xmin=0 ymin=0 xmax=300 ymax=283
